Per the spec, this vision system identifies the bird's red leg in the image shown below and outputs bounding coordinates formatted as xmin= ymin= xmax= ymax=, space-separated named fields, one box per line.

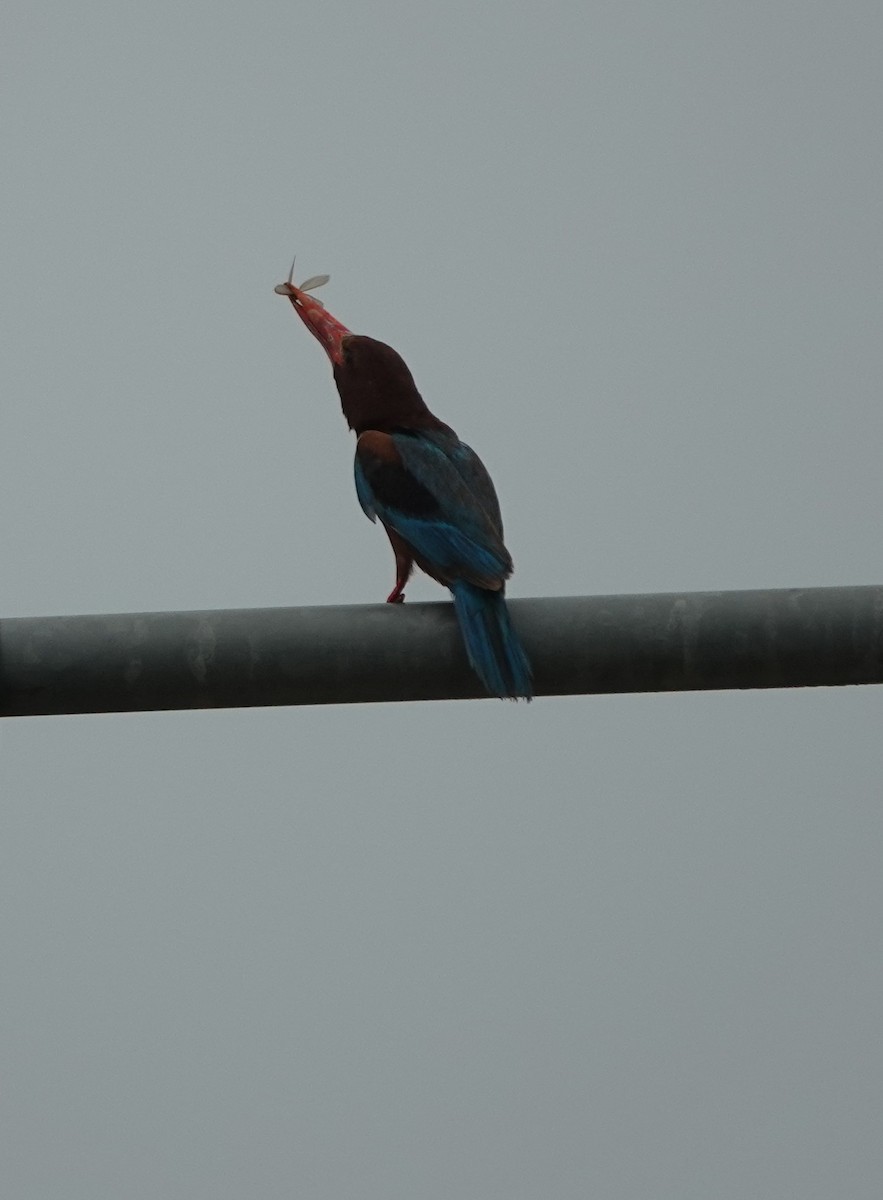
xmin=386 ymin=572 xmax=409 ymax=604
xmin=384 ymin=527 xmax=413 ymax=604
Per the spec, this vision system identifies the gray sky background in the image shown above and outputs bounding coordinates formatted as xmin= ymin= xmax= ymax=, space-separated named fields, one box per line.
xmin=3 ymin=3 xmax=883 ymax=1197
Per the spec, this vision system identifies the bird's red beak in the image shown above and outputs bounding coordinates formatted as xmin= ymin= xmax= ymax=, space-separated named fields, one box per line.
xmin=275 ymin=272 xmax=350 ymax=365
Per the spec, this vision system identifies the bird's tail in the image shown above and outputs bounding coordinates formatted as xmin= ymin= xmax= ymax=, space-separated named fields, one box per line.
xmin=451 ymin=582 xmax=533 ymax=700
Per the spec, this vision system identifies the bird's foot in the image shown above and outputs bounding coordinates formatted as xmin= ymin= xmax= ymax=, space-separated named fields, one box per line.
xmin=386 ymin=587 xmax=406 ymax=604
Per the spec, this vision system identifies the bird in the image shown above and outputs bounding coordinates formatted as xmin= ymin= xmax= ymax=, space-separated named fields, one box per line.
xmin=275 ymin=263 xmax=532 ymax=700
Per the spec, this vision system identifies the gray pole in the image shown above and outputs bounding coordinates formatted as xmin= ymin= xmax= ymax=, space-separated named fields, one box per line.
xmin=2 ymin=586 xmax=882 ymax=716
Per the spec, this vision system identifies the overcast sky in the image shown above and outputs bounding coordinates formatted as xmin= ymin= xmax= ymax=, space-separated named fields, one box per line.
xmin=3 ymin=3 xmax=883 ymax=1197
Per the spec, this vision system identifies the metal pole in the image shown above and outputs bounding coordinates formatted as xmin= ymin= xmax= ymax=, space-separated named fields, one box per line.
xmin=2 ymin=586 xmax=882 ymax=716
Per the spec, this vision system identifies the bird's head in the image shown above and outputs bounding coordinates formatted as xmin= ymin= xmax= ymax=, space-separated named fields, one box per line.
xmin=274 ymin=261 xmax=350 ymax=365
xmin=276 ymin=261 xmax=444 ymax=434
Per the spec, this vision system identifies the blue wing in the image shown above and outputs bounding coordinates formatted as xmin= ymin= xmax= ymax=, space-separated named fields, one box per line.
xmin=354 ymin=430 xmax=513 ymax=589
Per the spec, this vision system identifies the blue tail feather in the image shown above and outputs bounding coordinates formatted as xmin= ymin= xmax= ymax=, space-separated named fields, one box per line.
xmin=451 ymin=582 xmax=533 ymax=700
